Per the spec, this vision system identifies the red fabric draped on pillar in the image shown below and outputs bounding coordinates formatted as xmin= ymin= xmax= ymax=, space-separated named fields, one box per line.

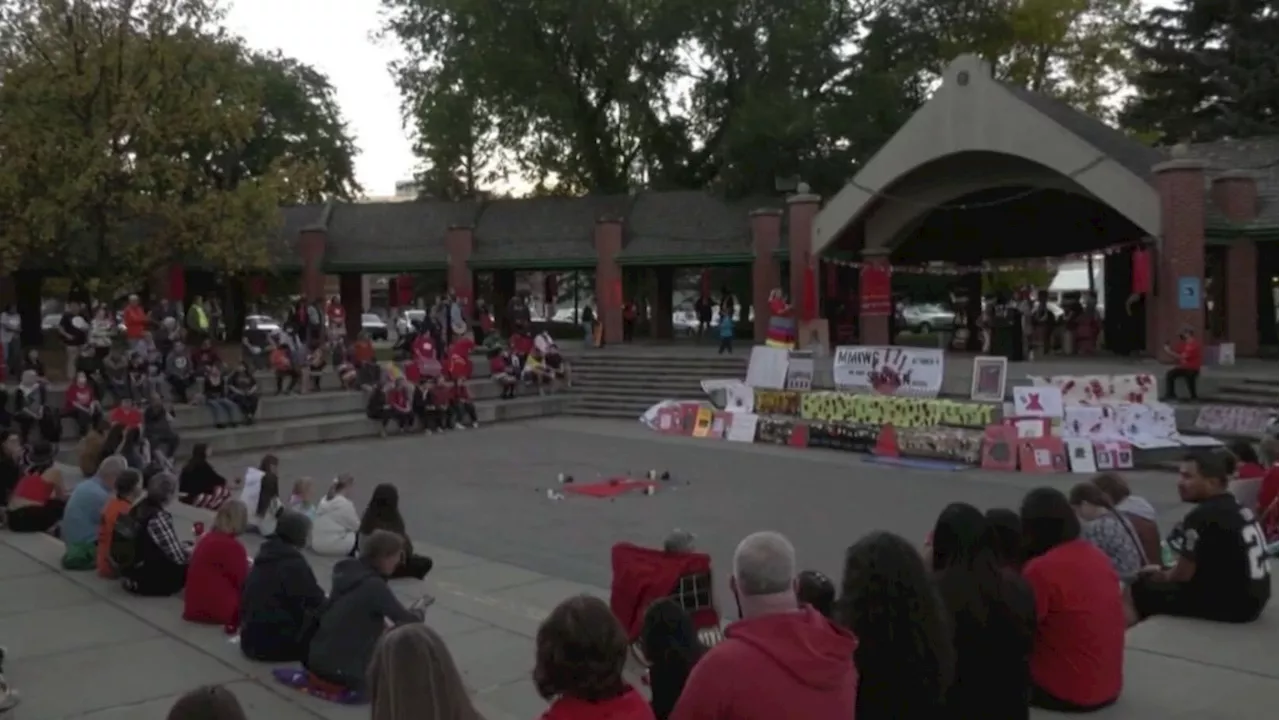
xmin=167 ymin=263 xmax=186 ymax=301
xmin=1131 ymin=247 xmax=1152 ymax=295
xmin=801 ymin=264 xmax=818 ymax=321
xmin=859 ymin=264 xmax=892 ymax=316
xmin=395 ymin=274 xmax=414 ymax=306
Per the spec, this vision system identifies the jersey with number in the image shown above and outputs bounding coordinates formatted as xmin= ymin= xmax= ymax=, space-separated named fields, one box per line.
xmin=1168 ymin=493 xmax=1272 ymax=617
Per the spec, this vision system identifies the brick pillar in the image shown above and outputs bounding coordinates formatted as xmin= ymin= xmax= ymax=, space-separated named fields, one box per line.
xmin=859 ymin=250 xmax=891 ymax=345
xmin=446 ymin=225 xmax=475 ymax=313
xmin=298 ymin=227 xmax=327 ymax=302
xmin=594 ymin=216 xmax=624 ymax=344
xmin=750 ymin=208 xmax=782 ymax=342
xmin=1151 ymin=159 xmax=1207 ymax=354
xmin=1213 ymin=170 xmax=1260 ymax=357
xmin=787 ymin=193 xmax=820 ymax=312
xmin=339 ymin=272 xmax=363 ymax=339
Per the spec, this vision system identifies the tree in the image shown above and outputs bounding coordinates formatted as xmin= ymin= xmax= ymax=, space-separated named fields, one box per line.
xmin=1121 ymin=0 xmax=1278 ymax=143
xmin=0 ymin=0 xmax=357 ymax=287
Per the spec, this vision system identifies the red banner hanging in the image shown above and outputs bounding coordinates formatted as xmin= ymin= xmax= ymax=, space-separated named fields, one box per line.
xmin=859 ymin=264 xmax=891 ymax=316
xmin=395 ymin=274 xmax=415 ymax=306
xmin=801 ymin=264 xmax=818 ymax=321
xmin=1131 ymin=247 xmax=1151 ymax=295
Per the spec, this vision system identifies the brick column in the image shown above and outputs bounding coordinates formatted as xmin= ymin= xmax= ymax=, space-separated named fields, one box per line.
xmin=859 ymin=250 xmax=891 ymax=345
xmin=1212 ymin=170 xmax=1260 ymax=357
xmin=750 ymin=208 xmax=782 ymax=342
xmin=787 ymin=193 xmax=820 ymax=312
xmin=594 ymin=216 xmax=624 ymax=344
xmin=297 ymin=227 xmax=327 ymax=303
xmin=446 ymin=225 xmax=475 ymax=311
xmin=1151 ymin=159 xmax=1207 ymax=354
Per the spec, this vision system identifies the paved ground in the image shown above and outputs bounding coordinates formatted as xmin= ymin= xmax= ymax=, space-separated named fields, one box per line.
xmin=1 ymin=418 xmax=1275 ymax=718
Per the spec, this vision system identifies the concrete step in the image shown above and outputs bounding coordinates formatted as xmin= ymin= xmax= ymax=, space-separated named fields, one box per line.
xmin=571 ymin=386 xmax=705 ymax=402
xmin=57 ymin=395 xmax=568 ymax=462
xmin=1202 ymin=390 xmax=1277 ymax=408
xmin=567 ymin=359 xmax=746 ymax=372
xmin=571 ymin=368 xmax=742 ymax=383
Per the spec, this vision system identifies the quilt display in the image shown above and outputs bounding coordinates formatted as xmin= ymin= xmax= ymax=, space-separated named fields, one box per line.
xmin=807 ymin=422 xmax=880 ymax=453
xmin=895 ymin=427 xmax=985 ymax=464
xmin=756 ymin=418 xmax=797 ymax=446
xmin=754 ymin=390 xmax=803 ymax=416
xmin=800 ymin=392 xmax=995 ymax=429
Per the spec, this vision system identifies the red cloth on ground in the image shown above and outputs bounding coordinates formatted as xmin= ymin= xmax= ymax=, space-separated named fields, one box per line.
xmin=183 ymin=530 xmax=249 ymax=627
xmin=108 ymin=405 xmax=142 ymax=429
xmin=609 ymin=543 xmax=711 ymax=640
xmin=564 ymin=479 xmax=657 ymax=499
xmin=541 ymin=686 xmax=655 ymax=720
xmin=670 ymin=606 xmax=858 ymax=720
xmin=1022 ymin=539 xmax=1124 ymax=708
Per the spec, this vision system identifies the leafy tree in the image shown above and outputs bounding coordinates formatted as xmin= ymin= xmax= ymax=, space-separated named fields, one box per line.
xmin=0 ymin=0 xmax=357 ymax=286
xmin=1121 ymin=0 xmax=1278 ymax=143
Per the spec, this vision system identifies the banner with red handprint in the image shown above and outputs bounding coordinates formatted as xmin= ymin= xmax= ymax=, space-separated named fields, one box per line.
xmin=832 ymin=346 xmax=945 ymax=397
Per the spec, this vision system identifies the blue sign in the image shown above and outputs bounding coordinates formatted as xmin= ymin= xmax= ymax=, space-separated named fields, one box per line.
xmin=1177 ymin=276 xmax=1202 ymax=310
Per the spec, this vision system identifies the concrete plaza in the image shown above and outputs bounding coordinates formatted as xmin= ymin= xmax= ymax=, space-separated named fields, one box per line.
xmin=1 ymin=417 xmax=1275 ymax=718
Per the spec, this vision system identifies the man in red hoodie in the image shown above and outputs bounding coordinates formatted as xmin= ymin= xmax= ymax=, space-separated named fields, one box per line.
xmin=671 ymin=531 xmax=858 ymax=720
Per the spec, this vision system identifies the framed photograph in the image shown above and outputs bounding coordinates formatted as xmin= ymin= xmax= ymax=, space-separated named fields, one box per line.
xmin=970 ymin=356 xmax=1008 ymax=403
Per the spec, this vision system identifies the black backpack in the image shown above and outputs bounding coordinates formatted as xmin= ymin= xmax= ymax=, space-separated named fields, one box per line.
xmin=109 ymin=509 xmax=145 ymax=573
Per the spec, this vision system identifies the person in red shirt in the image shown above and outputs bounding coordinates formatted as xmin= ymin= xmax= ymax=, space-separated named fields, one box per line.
xmin=108 ymin=396 xmax=143 ymax=430
xmin=450 ymin=374 xmax=478 ymax=428
xmin=488 ymin=347 xmax=518 ymax=399
xmin=1162 ymin=326 xmax=1202 ymax=401
xmin=122 ymin=295 xmax=149 ymax=354
xmin=510 ymin=327 xmax=534 ymax=366
xmin=429 ymin=376 xmax=454 ymax=430
xmin=536 ymin=595 xmax=655 ymax=720
xmin=1257 ymin=448 xmax=1278 ymax=542
xmin=381 ymin=378 xmax=415 ymax=436
xmin=64 ymin=371 xmax=103 ymax=436
xmin=184 ymin=499 xmax=250 ymax=628
xmin=673 ymin=531 xmax=857 ymax=720
xmin=1020 ymin=487 xmax=1124 ymax=712
xmin=446 ymin=327 xmax=475 ymax=381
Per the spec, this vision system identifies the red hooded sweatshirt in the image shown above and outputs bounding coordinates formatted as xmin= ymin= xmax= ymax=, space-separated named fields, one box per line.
xmin=541 ymin=685 xmax=654 ymax=720
xmin=671 ymin=606 xmax=858 ymax=720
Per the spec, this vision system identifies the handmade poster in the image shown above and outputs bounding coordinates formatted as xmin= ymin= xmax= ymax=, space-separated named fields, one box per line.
xmin=970 ymin=356 xmax=1008 ymax=403
xmin=754 ymin=390 xmax=802 ymax=416
xmin=726 ymin=413 xmax=759 ymax=443
xmin=756 ymin=418 xmax=795 ymax=445
xmin=1012 ymin=386 xmax=1064 ymax=419
xmin=798 ymin=319 xmax=831 ymax=353
xmin=807 ymin=422 xmax=879 ymax=453
xmin=800 ymin=392 xmax=995 ymax=428
xmin=679 ymin=403 xmax=702 ymax=433
xmin=655 ymin=407 xmax=683 ymax=435
xmin=1029 ymin=374 xmax=1158 ymax=405
xmin=746 ymin=346 xmax=789 ymax=389
xmin=708 ymin=412 xmax=731 ymax=439
xmin=832 ymin=346 xmax=945 ymax=397
xmin=897 ymin=427 xmax=984 ymax=464
xmin=1018 ymin=437 xmax=1068 ymax=474
xmin=784 ymin=352 xmax=815 ymax=391
xmin=1015 ymin=419 xmax=1047 ymax=438
xmin=1111 ymin=442 xmax=1135 ymax=470
xmin=1065 ymin=439 xmax=1098 ymax=473
xmin=724 ymin=382 xmax=755 ymax=413
xmin=692 ymin=408 xmax=714 ymax=438
xmin=1094 ymin=443 xmax=1116 ymax=470
xmin=1063 ymin=405 xmax=1117 ymax=439
xmin=240 ymin=467 xmax=265 ymax=513
xmin=1193 ymin=405 xmax=1275 ymax=437
xmin=981 ymin=425 xmax=1019 ymax=472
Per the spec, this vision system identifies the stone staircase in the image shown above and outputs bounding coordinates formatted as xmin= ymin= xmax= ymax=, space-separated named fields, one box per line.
xmin=1203 ymin=375 xmax=1278 ymax=407
xmin=45 ymin=357 xmax=568 ymax=461
xmin=565 ymin=349 xmax=747 ymax=419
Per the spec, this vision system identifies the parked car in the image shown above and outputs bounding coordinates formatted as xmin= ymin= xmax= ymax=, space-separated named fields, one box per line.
xmin=362 ymin=313 xmax=389 ymax=341
xmin=395 ymin=309 xmax=426 ymax=335
xmin=244 ymin=314 xmax=282 ymax=335
xmin=900 ymin=303 xmax=953 ymax=334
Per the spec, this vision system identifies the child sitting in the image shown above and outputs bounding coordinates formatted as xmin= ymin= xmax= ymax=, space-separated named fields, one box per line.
xmin=451 ymin=375 xmax=478 ymax=429
xmin=522 ymin=349 xmax=552 ymax=393
xmin=271 ymin=343 xmax=300 ymax=395
xmin=380 ymin=378 xmax=414 ymax=436
xmin=307 ymin=340 xmax=327 ymax=392
xmin=288 ymin=478 xmax=316 ymax=518
xmin=489 ymin=347 xmax=518 ymax=399
xmin=429 ymin=376 xmax=455 ymax=431
xmin=412 ymin=377 xmax=441 ymax=433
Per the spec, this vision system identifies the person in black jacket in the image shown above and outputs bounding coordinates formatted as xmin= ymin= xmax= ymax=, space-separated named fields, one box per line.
xmin=239 ymin=511 xmax=326 ymax=662
xmin=640 ymin=598 xmax=703 ymax=720
xmin=178 ymin=442 xmax=232 ymax=509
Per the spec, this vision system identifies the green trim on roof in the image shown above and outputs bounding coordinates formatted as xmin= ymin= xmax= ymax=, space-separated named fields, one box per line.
xmin=323 ymin=261 xmax=447 ymax=273
xmin=1206 ymin=223 xmax=1277 ymax=240
xmin=468 ymin=257 xmax=597 ymax=270
xmin=617 ymin=252 xmax=754 ymax=267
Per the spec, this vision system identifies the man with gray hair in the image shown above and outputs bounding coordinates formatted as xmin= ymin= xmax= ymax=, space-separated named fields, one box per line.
xmin=671 ymin=531 xmax=856 ymax=720
xmin=59 ymin=455 xmax=129 ymax=569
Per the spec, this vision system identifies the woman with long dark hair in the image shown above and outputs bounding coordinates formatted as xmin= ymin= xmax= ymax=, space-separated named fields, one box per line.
xmin=1020 ymin=487 xmax=1124 ymax=713
xmin=358 ymin=484 xmax=433 ymax=580
xmin=984 ymin=508 xmax=1024 ymax=570
xmin=932 ymin=503 xmax=1035 ymax=720
xmin=639 ymin=598 xmax=703 ymax=720
xmin=178 ymin=443 xmax=232 ymax=509
xmin=837 ymin=531 xmax=954 ymax=720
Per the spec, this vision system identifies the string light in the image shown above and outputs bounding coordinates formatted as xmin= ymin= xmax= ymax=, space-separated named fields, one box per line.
xmin=821 ymin=240 xmax=1143 ymax=275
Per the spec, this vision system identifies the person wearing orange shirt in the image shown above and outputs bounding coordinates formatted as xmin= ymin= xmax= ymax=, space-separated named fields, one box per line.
xmin=123 ymin=295 xmax=149 ymax=355
xmin=98 ymin=470 xmax=143 ymax=578
xmin=1162 ymin=326 xmax=1202 ymax=401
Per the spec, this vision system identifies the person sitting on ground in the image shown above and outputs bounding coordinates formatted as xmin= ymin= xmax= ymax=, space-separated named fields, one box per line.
xmin=200 ymin=364 xmax=240 ymax=428
xmin=240 ymin=510 xmax=326 ymax=662
xmin=1230 ymin=441 xmax=1267 ymax=480
xmin=108 ymin=393 xmax=143 ymax=429
xmin=673 ymin=531 xmax=856 ymax=720
xmin=352 ymin=332 xmax=379 ymax=389
xmin=228 ymin=360 xmax=260 ymax=424
xmin=380 ymin=377 xmax=414 ymax=436
xmin=184 ymin=499 xmax=250 ymax=627
xmin=165 ymin=341 xmax=196 ymax=403
xmin=1068 ymin=482 xmax=1147 ymax=582
xmin=14 ymin=370 xmax=58 ymax=444
xmin=1090 ymin=472 xmax=1162 ymax=565
xmin=522 ymin=349 xmax=552 ymax=392
xmin=0 ymin=431 xmax=19 ymax=507
xmin=368 ymin=623 xmax=484 ymax=720
xmin=165 ymin=684 xmax=247 ymax=720
xmin=179 ymin=442 xmax=233 ymax=509
xmin=60 ymin=456 xmax=126 ymax=570
xmin=288 ymin=477 xmax=316 ymax=518
xmin=411 ymin=375 xmax=439 ymax=433
xmin=366 ymin=379 xmax=390 ymax=425
xmin=98 ymin=423 xmax=127 ymax=467
xmin=536 ymin=594 xmax=654 ymax=720
xmin=248 ymin=454 xmax=283 ymax=536
xmin=931 ymin=503 xmax=1035 ymax=720
xmin=102 ymin=344 xmax=131 ymax=403
xmin=6 ymin=442 xmax=68 ymax=534
xmin=307 ymin=339 xmax=328 ymax=392
xmin=77 ymin=421 xmax=108 ymax=479
xmin=359 ymin=483 xmax=433 ymax=580
xmin=311 ymin=475 xmax=361 ymax=556
xmin=119 ymin=472 xmax=191 ymax=596
xmin=143 ymin=391 xmax=180 ymax=461
xmin=428 ymin=375 xmax=455 ymax=431
xmin=1128 ymin=453 xmax=1272 ymax=625
xmin=794 ymin=570 xmax=835 ymax=619
xmin=1257 ymin=437 xmax=1278 ymax=542
xmin=97 ymin=469 xmax=142 ymax=578
xmin=835 ymin=531 xmax=952 ymax=720
xmin=303 ymin=530 xmax=425 ymax=700
xmin=63 ymin=371 xmax=103 ymax=437
xmin=335 ymin=344 xmax=359 ymax=390
xmin=119 ymin=426 xmax=152 ymax=472
xmin=271 ymin=341 xmax=301 ymax=395
xmin=984 ymin=508 xmax=1024 ymax=569
xmin=450 ymin=373 xmax=478 ymax=429
xmin=1161 ymin=325 xmax=1202 ymax=401
xmin=489 ymin=346 xmax=517 ymax=400
xmin=641 ymin=598 xmax=704 ymax=720
xmin=663 ymin=528 xmax=696 ymax=554
xmin=193 ymin=337 xmax=221 ymax=373
xmin=1020 ymin=487 xmax=1124 ymax=713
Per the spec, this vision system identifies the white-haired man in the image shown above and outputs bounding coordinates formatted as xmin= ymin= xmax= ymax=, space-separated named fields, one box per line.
xmin=671 ymin=531 xmax=857 ymax=720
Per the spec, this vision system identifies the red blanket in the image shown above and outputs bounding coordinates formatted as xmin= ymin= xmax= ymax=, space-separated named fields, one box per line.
xmin=563 ymin=478 xmax=657 ymax=499
xmin=610 ymin=543 xmax=712 ymax=640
